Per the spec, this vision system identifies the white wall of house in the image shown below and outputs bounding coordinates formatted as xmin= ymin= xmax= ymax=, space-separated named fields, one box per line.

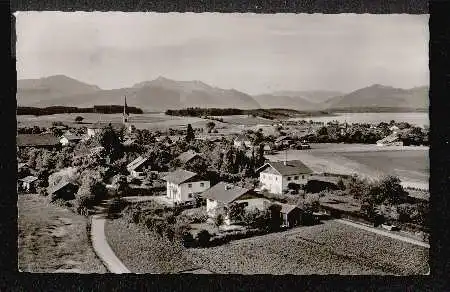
xmin=87 ymin=128 xmax=101 ymax=137
xmin=206 ymin=199 xmax=226 ymax=217
xmin=260 ymin=170 xmax=311 ymax=195
xmin=259 ymin=171 xmax=283 ymax=195
xmin=166 ymin=180 xmax=210 ymax=202
xmin=60 ymin=137 xmax=69 ymax=146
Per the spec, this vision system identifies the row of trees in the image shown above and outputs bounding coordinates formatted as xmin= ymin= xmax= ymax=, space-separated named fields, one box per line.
xmin=17 ymin=105 xmax=143 ymax=116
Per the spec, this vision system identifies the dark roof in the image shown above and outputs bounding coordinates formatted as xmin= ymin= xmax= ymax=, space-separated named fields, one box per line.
xmin=257 ymin=160 xmax=313 ymax=176
xmin=19 ymin=176 xmax=38 ymax=183
xmin=162 ymin=169 xmax=198 ymax=185
xmin=127 ymin=156 xmax=149 ymax=171
xmin=88 ymin=122 xmax=125 ymax=129
xmin=17 ymin=133 xmax=60 ymax=147
xmin=176 ymin=150 xmax=201 ymax=164
xmin=47 ymin=180 xmax=77 ymax=195
xmin=277 ymin=203 xmax=299 ymax=214
xmin=201 ymin=182 xmax=251 ymax=204
xmin=308 ymin=175 xmax=341 ymax=185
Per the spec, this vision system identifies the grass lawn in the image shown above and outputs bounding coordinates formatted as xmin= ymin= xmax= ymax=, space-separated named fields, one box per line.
xmin=105 ymin=218 xmax=197 ymax=273
xmin=187 ymin=220 xmax=429 ymax=275
xmin=18 ymin=194 xmax=106 ymax=273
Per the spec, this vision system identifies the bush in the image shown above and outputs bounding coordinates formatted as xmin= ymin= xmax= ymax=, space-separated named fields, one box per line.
xmin=196 ymin=229 xmax=211 ymax=247
xmin=107 ymin=197 xmax=128 ymax=218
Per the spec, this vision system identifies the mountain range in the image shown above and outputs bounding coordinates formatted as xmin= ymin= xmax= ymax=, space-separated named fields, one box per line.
xmin=17 ymin=75 xmax=428 ymax=112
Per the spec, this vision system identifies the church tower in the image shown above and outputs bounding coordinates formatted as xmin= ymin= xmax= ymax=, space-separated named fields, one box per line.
xmin=123 ymin=96 xmax=129 ymax=124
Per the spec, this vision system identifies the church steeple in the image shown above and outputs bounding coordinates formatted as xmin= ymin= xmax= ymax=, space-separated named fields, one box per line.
xmin=123 ymin=96 xmax=129 ymax=124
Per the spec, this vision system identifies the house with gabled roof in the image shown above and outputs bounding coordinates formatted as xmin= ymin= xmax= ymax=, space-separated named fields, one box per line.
xmin=256 ymin=160 xmax=313 ymax=195
xmin=200 ymin=182 xmax=259 ymax=222
xmin=161 ymin=169 xmax=210 ymax=204
xmin=47 ymin=180 xmax=78 ymax=201
xmin=175 ymin=150 xmax=205 ymax=168
xmin=376 ymin=133 xmax=403 ymax=146
xmin=127 ymin=156 xmax=151 ymax=178
xmin=233 ymin=134 xmax=253 ymax=148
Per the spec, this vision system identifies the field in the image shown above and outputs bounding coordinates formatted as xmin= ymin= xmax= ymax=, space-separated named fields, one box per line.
xmin=104 ymin=216 xmax=427 ymax=275
xmin=187 ymin=220 xmax=429 ymax=275
xmin=105 ymin=218 xmax=197 ymax=273
xmin=266 ymin=144 xmax=429 ymax=189
xmin=18 ymin=194 xmax=106 ymax=273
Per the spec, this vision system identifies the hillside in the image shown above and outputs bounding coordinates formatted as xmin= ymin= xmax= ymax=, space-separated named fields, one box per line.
xmin=324 ymin=84 xmax=429 ymax=111
xmin=252 ymin=94 xmax=318 ymax=111
xmin=271 ymin=90 xmax=344 ymax=104
xmin=17 ymin=76 xmax=260 ymax=110
xmin=17 ymin=75 xmax=102 ymax=106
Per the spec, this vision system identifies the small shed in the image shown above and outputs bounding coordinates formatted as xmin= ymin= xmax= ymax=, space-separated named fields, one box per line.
xmin=278 ymin=203 xmax=302 ymax=228
xmin=47 ymin=181 xmax=78 ymax=201
xmin=18 ymin=176 xmax=38 ymax=193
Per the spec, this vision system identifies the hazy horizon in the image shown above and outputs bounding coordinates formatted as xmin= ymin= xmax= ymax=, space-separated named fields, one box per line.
xmin=16 ymin=12 xmax=429 ymax=95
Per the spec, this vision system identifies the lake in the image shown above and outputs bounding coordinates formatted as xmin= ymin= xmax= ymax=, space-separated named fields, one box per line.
xmin=289 ymin=112 xmax=429 ymax=127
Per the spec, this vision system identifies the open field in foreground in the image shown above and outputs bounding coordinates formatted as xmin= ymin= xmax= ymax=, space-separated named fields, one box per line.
xmin=187 ymin=220 xmax=429 ymax=275
xmin=18 ymin=194 xmax=106 ymax=273
xmin=105 ymin=217 xmax=427 ymax=275
xmin=105 ymin=218 xmax=197 ymax=273
xmin=267 ymin=144 xmax=429 ymax=189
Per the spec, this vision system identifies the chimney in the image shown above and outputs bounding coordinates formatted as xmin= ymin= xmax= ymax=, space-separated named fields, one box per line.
xmin=225 ymin=184 xmax=232 ymax=190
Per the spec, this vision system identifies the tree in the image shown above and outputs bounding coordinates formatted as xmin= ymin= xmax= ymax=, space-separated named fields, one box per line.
xmin=317 ymin=126 xmax=328 ymax=136
xmin=186 ymin=124 xmax=195 ymax=142
xmin=214 ymin=213 xmax=224 ymax=231
xmin=348 ymin=175 xmax=370 ymax=199
xmin=98 ymin=125 xmax=123 ymax=160
xmin=227 ymin=202 xmax=246 ymax=223
xmin=75 ymin=116 xmax=84 ymax=123
xmin=206 ymin=121 xmax=216 ymax=133
xmin=196 ymin=230 xmax=211 ymax=247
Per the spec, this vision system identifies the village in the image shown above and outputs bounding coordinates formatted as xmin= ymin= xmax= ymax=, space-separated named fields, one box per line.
xmin=17 ymin=98 xmax=430 ymax=274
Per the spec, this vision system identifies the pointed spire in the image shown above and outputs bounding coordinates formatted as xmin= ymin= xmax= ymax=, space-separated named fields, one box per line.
xmin=123 ymin=96 xmax=129 ymax=124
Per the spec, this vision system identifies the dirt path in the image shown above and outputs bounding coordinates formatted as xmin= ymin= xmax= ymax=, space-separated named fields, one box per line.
xmin=90 ymin=200 xmax=130 ymax=274
xmin=335 ymin=219 xmax=430 ymax=249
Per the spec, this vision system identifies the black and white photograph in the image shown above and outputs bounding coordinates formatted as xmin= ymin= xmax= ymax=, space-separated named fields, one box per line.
xmin=16 ymin=12 xmax=429 ymax=275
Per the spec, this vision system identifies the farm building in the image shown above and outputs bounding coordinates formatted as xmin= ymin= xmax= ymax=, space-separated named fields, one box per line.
xmin=233 ymin=134 xmax=253 ymax=148
xmin=278 ymin=203 xmax=303 ymax=228
xmin=200 ymin=182 xmax=259 ymax=224
xmin=376 ymin=133 xmax=403 ymax=146
xmin=47 ymin=181 xmax=78 ymax=201
xmin=256 ymin=160 xmax=313 ymax=195
xmin=59 ymin=133 xmax=82 ymax=146
xmin=175 ymin=150 xmax=205 ymax=167
xmin=127 ymin=156 xmax=152 ymax=178
xmin=162 ymin=169 xmax=210 ymax=204
xmin=18 ymin=176 xmax=38 ymax=193
xmin=274 ymin=135 xmax=294 ymax=147
xmin=17 ymin=133 xmax=60 ymax=150
xmin=123 ymin=138 xmax=137 ymax=147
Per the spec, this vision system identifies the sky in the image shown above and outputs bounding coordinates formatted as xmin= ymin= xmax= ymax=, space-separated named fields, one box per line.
xmin=15 ymin=12 xmax=429 ymax=95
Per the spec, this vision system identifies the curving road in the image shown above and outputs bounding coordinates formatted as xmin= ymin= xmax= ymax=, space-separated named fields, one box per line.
xmin=90 ymin=214 xmax=131 ymax=274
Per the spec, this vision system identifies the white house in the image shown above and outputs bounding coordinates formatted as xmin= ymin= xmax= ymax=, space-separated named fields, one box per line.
xmin=233 ymin=134 xmax=253 ymax=148
xmin=200 ymin=182 xmax=259 ymax=224
xmin=162 ymin=169 xmax=210 ymax=204
xmin=256 ymin=160 xmax=313 ymax=195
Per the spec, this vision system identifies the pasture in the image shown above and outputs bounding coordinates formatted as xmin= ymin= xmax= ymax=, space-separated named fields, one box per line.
xmin=187 ymin=220 xmax=428 ymax=275
xmin=18 ymin=194 xmax=106 ymax=273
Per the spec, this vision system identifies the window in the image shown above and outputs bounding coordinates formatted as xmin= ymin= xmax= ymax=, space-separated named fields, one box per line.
xmin=188 ymin=183 xmax=192 ymax=188
xmin=275 ymin=177 xmax=278 ymax=181
xmin=294 ymin=176 xmax=299 ymax=180
xmin=287 ymin=176 xmax=291 ymax=181
xmin=200 ymin=182 xmax=204 ymax=187
xmin=302 ymin=175 xmax=305 ymax=179
xmin=188 ymin=193 xmax=193 ymax=198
